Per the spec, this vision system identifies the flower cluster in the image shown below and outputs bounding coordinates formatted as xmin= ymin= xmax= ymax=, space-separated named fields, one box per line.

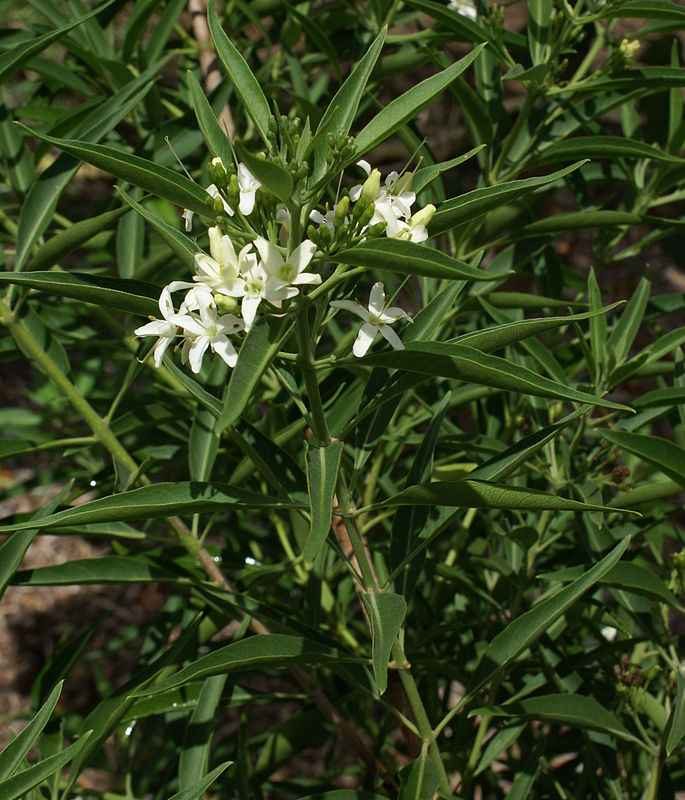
xmin=135 ymin=226 xmax=320 ymax=373
xmin=308 ymin=161 xmax=436 ymax=251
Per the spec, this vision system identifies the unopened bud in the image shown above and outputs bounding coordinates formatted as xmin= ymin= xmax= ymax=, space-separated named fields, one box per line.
xmin=209 ymin=156 xmax=226 ymax=184
xmin=361 ymin=168 xmax=381 ymax=203
xmin=352 ymin=196 xmax=370 ymax=220
xmin=216 ymin=295 xmax=239 ymax=313
xmin=318 ymin=225 xmax=332 ymax=246
xmin=410 ymin=203 xmax=436 ymax=228
xmin=360 ymin=204 xmax=375 ymax=226
xmin=335 ymin=195 xmax=350 ymax=222
xmin=227 ymin=174 xmax=240 ymax=209
xmin=619 ymin=38 xmax=640 ymax=60
xmin=212 ymin=196 xmax=225 ymax=213
xmin=367 ymin=222 xmax=386 ymax=238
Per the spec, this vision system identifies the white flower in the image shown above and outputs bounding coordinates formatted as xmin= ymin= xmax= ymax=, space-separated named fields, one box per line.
xmin=237 ymin=163 xmax=261 ymax=215
xmin=448 ymin=0 xmax=477 ymax=19
xmin=193 ymin=227 xmax=252 ymax=297
xmin=206 ymin=183 xmax=233 ymax=216
xmin=255 ymin=237 xmax=321 ymax=292
xmin=239 ymin=262 xmax=294 ymax=331
xmin=309 ymin=208 xmax=335 ymax=232
xmin=174 ymin=293 xmax=244 ymax=373
xmin=351 ymin=160 xmax=417 ymax=235
xmin=134 ymin=286 xmax=183 ymax=368
xmin=386 ymin=203 xmax=436 ymax=243
xmin=330 ymin=281 xmax=411 ymax=358
xmin=182 ymin=209 xmax=194 ymax=232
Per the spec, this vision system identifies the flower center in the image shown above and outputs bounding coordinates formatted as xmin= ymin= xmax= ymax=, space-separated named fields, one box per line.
xmin=246 ymin=276 xmax=264 ymax=295
xmin=279 ymin=263 xmax=297 ymax=282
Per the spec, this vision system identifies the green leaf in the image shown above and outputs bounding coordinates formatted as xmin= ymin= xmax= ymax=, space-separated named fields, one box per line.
xmin=601 ymin=430 xmax=685 ymax=485
xmin=207 ymin=0 xmax=273 ymax=144
xmin=665 ymin=670 xmax=685 ymax=757
xmin=134 ymin=634 xmax=338 ymax=696
xmin=552 ymin=67 xmax=685 ymax=95
xmin=0 ymin=682 xmax=63 ymax=780
xmin=379 ymin=479 xmax=637 ymax=514
xmin=216 ymin=317 xmax=290 ymax=433
xmin=235 ymin=144 xmax=293 ymax=203
xmin=355 ymin=342 xmax=631 ymax=412
xmin=187 ymin=69 xmax=234 ymax=168
xmin=471 ymin=694 xmax=637 ymax=742
xmin=303 ymin=440 xmax=343 ymax=563
xmin=336 ymin=238 xmax=505 ymax=281
xmin=0 ymin=733 xmax=91 ymax=800
xmin=634 ymin=387 xmax=685 ymax=409
xmin=528 ymin=0 xmax=552 ymax=65
xmin=295 ymin=793 xmax=389 ymax=800
xmin=517 ymin=210 xmax=641 ymax=237
xmin=537 ymin=136 xmax=685 ymax=165
xmin=12 ymin=555 xmax=176 ymax=586
xmin=352 ymin=45 xmax=485 ymax=158
xmin=398 ymin=750 xmax=439 ymax=800
xmin=470 ymin=538 xmax=630 ymax=693
xmin=116 ymin=206 xmax=145 ymax=279
xmin=0 ymin=0 xmax=114 ymax=81
xmin=429 ymin=162 xmax=587 ymax=235
xmin=312 ymin=26 xmax=385 ymax=167
xmin=474 ymin=723 xmax=526 ymax=776
xmin=361 ymin=591 xmax=407 ymax=695
xmin=0 ymin=271 xmax=158 ymax=316
xmin=0 ymin=482 xmax=303 ymax=533
xmin=600 ymin=0 xmax=685 ymax=21
xmin=29 ymin=207 xmax=127 ymax=270
xmin=452 ymin=304 xmax=620 ymax=354
xmin=413 ymin=145 xmax=486 ymax=193
xmin=19 ymin=126 xmax=210 ymax=215
xmin=170 ymin=762 xmax=233 ymax=800
xmin=607 ymin=278 xmax=650 ymax=368
xmin=178 ymin=676 xmax=228 ymax=794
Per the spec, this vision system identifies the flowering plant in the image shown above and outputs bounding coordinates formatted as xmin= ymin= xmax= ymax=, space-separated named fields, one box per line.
xmin=1 ymin=1 xmax=685 ymax=798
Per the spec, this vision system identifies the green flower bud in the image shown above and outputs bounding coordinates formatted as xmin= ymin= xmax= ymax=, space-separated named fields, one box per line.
xmin=209 ymin=156 xmax=226 ymax=185
xmin=212 ymin=196 xmax=225 ymax=213
xmin=318 ymin=225 xmax=332 ymax=246
xmin=227 ymin=174 xmax=240 ymax=209
xmin=306 ymin=224 xmax=318 ymax=242
xmin=352 ymin=196 xmax=370 ymax=220
xmin=367 ymin=221 xmax=386 ymax=238
xmin=361 ymin=168 xmax=382 ymax=203
xmin=360 ymin=204 xmax=375 ymax=226
xmin=216 ymin=295 xmax=239 ymax=313
xmin=410 ymin=203 xmax=436 ymax=228
xmin=335 ymin=195 xmax=350 ymax=222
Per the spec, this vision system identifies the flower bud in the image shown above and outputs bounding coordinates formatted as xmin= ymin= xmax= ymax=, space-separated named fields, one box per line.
xmin=227 ymin=174 xmax=240 ymax=209
xmin=318 ymin=225 xmax=332 ymax=246
xmin=619 ymin=38 xmax=640 ymax=61
xmin=306 ymin=224 xmax=318 ymax=243
xmin=410 ymin=203 xmax=436 ymax=228
xmin=335 ymin=195 xmax=350 ymax=222
xmin=216 ymin=295 xmax=239 ymax=313
xmin=212 ymin=196 xmax=225 ymax=213
xmin=361 ymin=168 xmax=381 ymax=203
xmin=360 ymin=204 xmax=375 ymax=226
xmin=209 ymin=156 xmax=227 ymax=185
xmin=352 ymin=196 xmax=370 ymax=220
xmin=367 ymin=222 xmax=386 ymax=238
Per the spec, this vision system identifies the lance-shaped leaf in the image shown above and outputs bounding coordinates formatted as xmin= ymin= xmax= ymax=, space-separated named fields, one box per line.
xmin=634 ymin=387 xmax=685 ymax=409
xmin=528 ymin=0 xmax=552 ymax=65
xmin=207 ymin=0 xmax=273 ymax=144
xmin=607 ymin=278 xmax=650 ymax=368
xmin=18 ymin=126 xmax=210 ymax=215
xmin=536 ymin=136 xmax=685 ymax=165
xmin=355 ymin=342 xmax=631 ymax=411
xmin=187 ymin=70 xmax=234 ymax=167
xmin=0 ymin=482 xmax=303 ymax=533
xmin=361 ymin=591 xmax=407 ymax=696
xmin=134 ymin=634 xmax=339 ymax=696
xmin=378 ymin=479 xmax=638 ymax=514
xmin=0 ymin=0 xmax=114 ymax=80
xmin=470 ymin=694 xmax=638 ymax=742
xmin=599 ymin=0 xmax=685 ymax=21
xmin=665 ymin=671 xmax=685 ymax=757
xmin=0 ymin=271 xmax=158 ymax=316
xmin=336 ymin=238 xmax=505 ymax=281
xmin=236 ymin=144 xmax=293 ymax=203
xmin=601 ymin=430 xmax=685 ymax=485
xmin=352 ymin=45 xmax=485 ymax=158
xmin=304 ymin=441 xmax=343 ymax=563
xmin=470 ymin=538 xmax=630 ymax=693
xmin=413 ymin=145 xmax=486 ymax=193
xmin=170 ymin=762 xmax=233 ymax=800
xmin=12 ymin=555 xmax=178 ymax=586
xmin=429 ymin=162 xmax=587 ymax=236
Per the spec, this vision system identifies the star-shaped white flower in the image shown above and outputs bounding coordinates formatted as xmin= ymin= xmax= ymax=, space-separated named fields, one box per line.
xmin=237 ymin=163 xmax=261 ymax=215
xmin=134 ymin=286 xmax=183 ymax=368
xmin=174 ymin=292 xmax=244 ymax=373
xmin=330 ymin=282 xmax=411 ymax=357
xmin=194 ymin=227 xmax=251 ymax=297
xmin=239 ymin=262 xmax=293 ymax=331
xmin=350 ymin=161 xmax=416 ymax=235
xmin=255 ymin=238 xmax=321 ymax=292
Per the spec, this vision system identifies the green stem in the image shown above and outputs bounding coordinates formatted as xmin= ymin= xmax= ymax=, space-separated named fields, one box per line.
xmin=295 ymin=304 xmax=330 ymax=445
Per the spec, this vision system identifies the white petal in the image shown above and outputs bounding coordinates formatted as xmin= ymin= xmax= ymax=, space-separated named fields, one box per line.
xmin=368 ymin=282 xmax=386 ymax=317
xmin=293 ymin=272 xmax=322 ymax=286
xmin=182 ymin=209 xmax=194 ymax=232
xmin=239 ymin=188 xmax=257 ymax=216
xmin=330 ymin=299 xmax=370 ymax=321
xmin=238 ymin=162 xmax=260 ymax=191
xmin=211 ymin=335 xmax=238 ymax=368
xmin=349 ymin=184 xmax=362 ymax=202
xmin=290 ymin=240 xmax=317 ymax=273
xmin=209 ymin=227 xmax=237 ymax=268
xmin=238 ymin=243 xmax=257 ymax=273
xmin=409 ymin=224 xmax=428 ymax=243
xmin=218 ymin=313 xmax=244 ymax=334
xmin=174 ymin=314 xmax=206 ymax=337
xmin=135 ymin=320 xmax=173 ymax=337
xmin=353 ymin=323 xmax=378 ymax=358
xmin=379 ymin=306 xmax=411 ymax=324
xmin=188 ymin=336 xmax=210 ymax=373
xmin=152 ymin=335 xmax=173 ymax=368
xmin=194 ymin=253 xmax=221 ymax=281
xmin=241 ymin=294 xmax=261 ymax=330
xmin=356 ymin=159 xmax=372 ymax=175
xmin=309 ymin=209 xmax=325 ymax=225
xmin=254 ymin=237 xmax=283 ymax=274
xmin=206 ymin=184 xmax=234 ymax=216
xmin=379 ymin=324 xmax=404 ymax=351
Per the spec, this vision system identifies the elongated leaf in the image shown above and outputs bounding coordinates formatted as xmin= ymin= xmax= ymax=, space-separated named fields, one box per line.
xmin=474 ymin=723 xmax=526 ymax=776
xmin=413 ymin=145 xmax=486 ymax=193
xmin=0 ymin=271 xmax=158 ymax=316
xmin=116 ymin=207 xmax=144 ymax=279
xmin=471 ymin=694 xmax=637 ymax=742
xmin=361 ymin=591 xmax=407 ymax=695
xmin=634 ymin=386 xmax=685 ymax=409
xmin=352 ymin=45 xmax=485 ymax=158
xmin=336 ymin=238 xmax=505 ymax=281
xmin=666 ymin=671 xmax=685 ymax=756
xmin=429 ymin=162 xmax=587 ymax=235
xmin=528 ymin=0 xmax=552 ymax=65
xmin=356 ymin=342 xmax=631 ymax=411
xmin=170 ymin=761 xmax=232 ymax=800
xmin=537 ymin=136 xmax=685 ymax=165
xmin=0 ymin=482 xmax=303 ymax=533
xmin=216 ymin=317 xmax=290 ymax=433
xmin=380 ymin=479 xmax=636 ymax=514
xmin=303 ymin=441 xmax=343 ymax=563
xmin=607 ymin=278 xmax=650 ymax=368
xmin=452 ymin=304 xmax=620 ymax=353
xmin=187 ymin=69 xmax=234 ymax=168
xmin=602 ymin=430 xmax=685 ymax=485
xmin=470 ymin=538 xmax=630 ymax=692
xmin=207 ymin=0 xmax=273 ymax=144
xmin=518 ymin=210 xmax=640 ymax=237
xmin=236 ymin=144 xmax=293 ymax=203
xmin=135 ymin=634 xmax=338 ymax=696
xmin=12 ymin=555 xmax=177 ymax=586
xmin=0 ymin=0 xmax=114 ymax=80
xmin=296 ymin=792 xmax=389 ymax=799
xmin=19 ymin=126 xmax=210 ymax=215
xmin=0 ymin=733 xmax=91 ymax=800
xmin=0 ymin=682 xmax=63 ymax=780
xmin=600 ymin=0 xmax=685 ymax=21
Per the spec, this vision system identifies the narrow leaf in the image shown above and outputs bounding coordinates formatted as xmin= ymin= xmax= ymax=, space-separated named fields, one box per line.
xmin=304 ymin=441 xmax=343 ymax=563
xmin=361 ymin=591 xmax=407 ymax=695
